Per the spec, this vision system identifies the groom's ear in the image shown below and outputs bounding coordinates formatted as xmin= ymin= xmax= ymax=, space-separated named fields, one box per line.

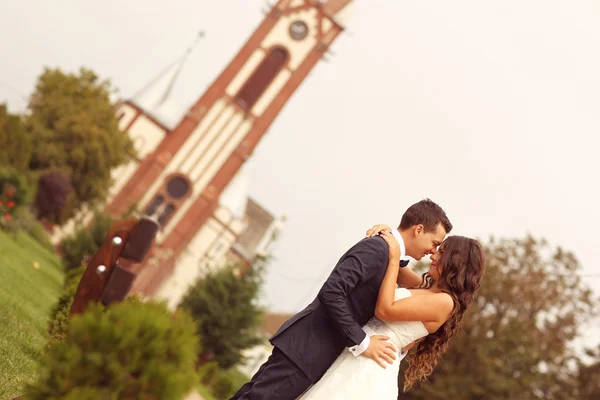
xmin=414 ymin=224 xmax=424 ymax=236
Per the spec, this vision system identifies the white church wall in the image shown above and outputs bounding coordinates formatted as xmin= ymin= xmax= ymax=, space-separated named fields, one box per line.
xmin=128 ymin=114 xmax=167 ymax=159
xmin=154 ymin=206 xmax=245 ymax=310
xmin=109 ymin=106 xmax=167 ymax=202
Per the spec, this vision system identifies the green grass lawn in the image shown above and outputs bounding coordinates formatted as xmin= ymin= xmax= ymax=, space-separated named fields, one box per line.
xmin=0 ymin=230 xmax=64 ymax=400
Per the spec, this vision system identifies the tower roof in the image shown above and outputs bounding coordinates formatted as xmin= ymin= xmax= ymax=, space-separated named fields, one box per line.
xmin=219 ymin=158 xmax=254 ymax=220
xmin=130 ymin=32 xmax=204 ymax=129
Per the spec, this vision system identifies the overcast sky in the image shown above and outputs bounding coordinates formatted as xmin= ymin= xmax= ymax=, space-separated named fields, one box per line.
xmin=2 ymin=0 xmax=599 ymax=346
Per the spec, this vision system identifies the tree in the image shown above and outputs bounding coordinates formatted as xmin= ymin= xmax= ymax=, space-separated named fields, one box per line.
xmin=574 ymin=345 xmax=600 ymax=399
xmin=0 ymin=103 xmax=32 ymax=171
xmin=180 ymin=257 xmax=268 ymax=369
xmin=25 ymin=67 xmax=135 ymax=220
xmin=399 ymin=235 xmax=597 ymax=400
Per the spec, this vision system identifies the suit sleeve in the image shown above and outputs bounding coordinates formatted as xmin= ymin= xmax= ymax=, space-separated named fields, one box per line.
xmin=317 ymin=237 xmax=388 ymax=347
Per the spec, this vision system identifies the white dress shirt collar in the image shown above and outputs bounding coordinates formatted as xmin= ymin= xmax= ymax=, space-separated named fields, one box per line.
xmin=391 ymin=228 xmax=407 ymax=261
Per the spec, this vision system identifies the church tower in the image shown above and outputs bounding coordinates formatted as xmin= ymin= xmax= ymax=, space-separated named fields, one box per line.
xmin=107 ymin=0 xmax=355 ymax=296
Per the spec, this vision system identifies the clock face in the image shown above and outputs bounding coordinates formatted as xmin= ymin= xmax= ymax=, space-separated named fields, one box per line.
xmin=289 ymin=20 xmax=309 ymax=40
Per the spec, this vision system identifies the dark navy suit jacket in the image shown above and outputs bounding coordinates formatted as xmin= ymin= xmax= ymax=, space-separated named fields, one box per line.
xmin=270 ymin=236 xmax=389 ymax=382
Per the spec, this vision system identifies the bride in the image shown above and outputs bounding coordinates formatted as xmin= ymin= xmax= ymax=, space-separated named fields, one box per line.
xmin=300 ymin=227 xmax=486 ymax=399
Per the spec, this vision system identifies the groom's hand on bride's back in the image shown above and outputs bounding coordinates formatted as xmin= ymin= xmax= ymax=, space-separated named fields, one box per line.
xmin=362 ymin=335 xmax=397 ymax=368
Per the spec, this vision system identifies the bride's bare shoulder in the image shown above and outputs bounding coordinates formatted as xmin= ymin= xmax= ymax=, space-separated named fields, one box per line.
xmin=411 ymin=290 xmax=454 ymax=313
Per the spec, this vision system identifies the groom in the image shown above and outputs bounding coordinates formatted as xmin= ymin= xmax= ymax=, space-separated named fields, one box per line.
xmin=230 ymin=199 xmax=452 ymax=400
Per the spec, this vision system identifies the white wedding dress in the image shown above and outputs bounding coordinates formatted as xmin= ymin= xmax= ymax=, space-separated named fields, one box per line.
xmin=300 ymin=288 xmax=429 ymax=400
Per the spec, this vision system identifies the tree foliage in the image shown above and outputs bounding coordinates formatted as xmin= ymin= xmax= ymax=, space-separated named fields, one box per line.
xmin=180 ymin=257 xmax=268 ymax=369
xmin=400 ymin=235 xmax=598 ymax=400
xmin=25 ymin=67 xmax=135 ymax=220
xmin=574 ymin=345 xmax=600 ymax=399
xmin=0 ymin=103 xmax=32 ymax=171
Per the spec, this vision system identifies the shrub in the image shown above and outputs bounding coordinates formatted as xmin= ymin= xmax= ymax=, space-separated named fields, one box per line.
xmin=34 ymin=170 xmax=74 ymax=224
xmin=46 ymin=265 xmax=86 ymax=346
xmin=199 ymin=361 xmax=221 ymax=386
xmin=46 ymin=266 xmax=144 ymax=348
xmin=0 ymin=166 xmax=34 ymax=229
xmin=180 ymin=258 xmax=268 ymax=369
xmin=26 ymin=300 xmax=199 ymax=400
xmin=63 ymin=264 xmax=87 ymax=289
xmin=212 ymin=374 xmax=235 ymax=400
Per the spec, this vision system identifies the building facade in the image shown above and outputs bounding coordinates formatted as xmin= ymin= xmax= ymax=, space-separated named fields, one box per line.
xmin=52 ymin=0 xmax=354 ymax=305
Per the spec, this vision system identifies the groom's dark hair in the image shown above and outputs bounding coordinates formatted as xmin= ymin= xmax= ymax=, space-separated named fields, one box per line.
xmin=399 ymin=198 xmax=452 ymax=234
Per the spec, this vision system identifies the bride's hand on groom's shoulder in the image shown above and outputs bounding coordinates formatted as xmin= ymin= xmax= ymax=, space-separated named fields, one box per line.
xmin=365 ymin=224 xmax=392 ymax=237
xmin=379 ymin=231 xmax=400 ymax=262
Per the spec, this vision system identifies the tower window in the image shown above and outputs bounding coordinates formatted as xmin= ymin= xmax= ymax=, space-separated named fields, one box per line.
xmin=167 ymin=176 xmax=190 ymax=199
xmin=145 ymin=195 xmax=164 ymax=216
xmin=158 ymin=203 xmax=176 ymax=226
xmin=235 ymin=47 xmax=289 ymax=111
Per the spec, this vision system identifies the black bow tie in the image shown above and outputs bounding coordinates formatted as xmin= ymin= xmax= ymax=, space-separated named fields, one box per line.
xmin=400 ymin=259 xmax=409 ymax=268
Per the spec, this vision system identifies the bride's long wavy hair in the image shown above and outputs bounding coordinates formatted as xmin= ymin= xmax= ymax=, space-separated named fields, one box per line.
xmin=403 ymin=235 xmax=486 ymax=392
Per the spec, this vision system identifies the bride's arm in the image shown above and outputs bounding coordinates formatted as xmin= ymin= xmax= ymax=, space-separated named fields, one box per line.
xmin=365 ymin=224 xmax=424 ymax=288
xmin=375 ymin=231 xmax=402 ymax=319
xmin=375 ymin=232 xmax=454 ymax=323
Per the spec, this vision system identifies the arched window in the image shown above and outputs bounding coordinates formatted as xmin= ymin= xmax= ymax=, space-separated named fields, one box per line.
xmin=144 ymin=195 xmax=164 ymax=216
xmin=158 ymin=203 xmax=176 ymax=226
xmin=144 ymin=175 xmax=191 ymax=229
xmin=235 ymin=47 xmax=289 ymax=111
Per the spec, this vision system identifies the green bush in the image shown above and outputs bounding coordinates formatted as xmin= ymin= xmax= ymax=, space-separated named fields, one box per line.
xmin=0 ymin=166 xmax=34 ymax=229
xmin=199 ymin=361 xmax=221 ymax=386
xmin=180 ymin=259 xmax=267 ymax=369
xmin=212 ymin=374 xmax=235 ymax=400
xmin=46 ymin=265 xmax=85 ymax=346
xmin=0 ymin=167 xmax=55 ymax=251
xmin=46 ymin=283 xmax=78 ymax=345
xmin=63 ymin=264 xmax=87 ymax=289
xmin=46 ymin=265 xmax=144 ymax=348
xmin=26 ymin=300 xmax=199 ymax=400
